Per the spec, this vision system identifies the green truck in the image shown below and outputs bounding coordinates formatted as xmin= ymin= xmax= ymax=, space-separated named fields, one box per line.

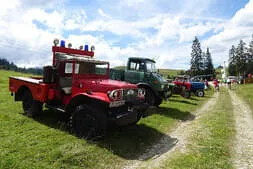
xmin=110 ymin=57 xmax=173 ymax=107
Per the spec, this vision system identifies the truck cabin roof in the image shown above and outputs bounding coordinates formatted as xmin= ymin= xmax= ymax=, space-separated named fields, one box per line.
xmin=55 ymin=53 xmax=109 ymax=65
xmin=128 ymin=57 xmax=155 ymax=63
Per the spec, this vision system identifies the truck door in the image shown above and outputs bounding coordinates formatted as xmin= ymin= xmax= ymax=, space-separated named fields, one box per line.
xmin=124 ymin=60 xmax=144 ymax=84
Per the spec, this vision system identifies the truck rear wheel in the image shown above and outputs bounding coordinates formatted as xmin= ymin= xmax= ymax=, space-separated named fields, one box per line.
xmin=196 ymin=90 xmax=204 ymax=97
xmin=22 ymin=90 xmax=42 ymax=117
xmin=145 ymin=88 xmax=155 ymax=106
xmin=71 ymin=104 xmax=107 ymax=139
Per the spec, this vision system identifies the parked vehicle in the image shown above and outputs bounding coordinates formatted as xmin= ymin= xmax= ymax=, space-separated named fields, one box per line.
xmin=9 ymin=39 xmax=147 ymax=138
xmin=173 ymin=75 xmax=205 ymax=98
xmin=110 ymin=57 xmax=173 ymax=107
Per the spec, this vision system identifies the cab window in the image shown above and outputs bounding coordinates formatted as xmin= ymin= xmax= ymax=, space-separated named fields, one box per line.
xmin=65 ymin=63 xmax=79 ymax=74
xmin=129 ymin=61 xmax=145 ymax=72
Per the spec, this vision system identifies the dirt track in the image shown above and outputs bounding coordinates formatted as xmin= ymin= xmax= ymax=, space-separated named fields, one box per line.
xmin=123 ymin=93 xmax=219 ymax=169
xmin=123 ymin=89 xmax=253 ymax=169
xmin=229 ymin=91 xmax=253 ymax=169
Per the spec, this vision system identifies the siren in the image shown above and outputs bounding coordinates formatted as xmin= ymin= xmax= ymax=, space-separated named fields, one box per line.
xmin=84 ymin=44 xmax=89 ymax=51
xmin=60 ymin=40 xmax=65 ymax=47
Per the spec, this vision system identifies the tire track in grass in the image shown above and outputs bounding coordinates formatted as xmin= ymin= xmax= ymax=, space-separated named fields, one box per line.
xmin=229 ymin=91 xmax=253 ymax=169
xmin=123 ymin=93 xmax=219 ymax=169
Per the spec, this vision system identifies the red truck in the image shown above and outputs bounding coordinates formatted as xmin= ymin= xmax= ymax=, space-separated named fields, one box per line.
xmin=9 ymin=39 xmax=147 ymax=138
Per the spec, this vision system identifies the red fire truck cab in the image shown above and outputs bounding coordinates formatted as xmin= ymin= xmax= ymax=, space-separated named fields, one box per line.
xmin=9 ymin=39 xmax=147 ymax=138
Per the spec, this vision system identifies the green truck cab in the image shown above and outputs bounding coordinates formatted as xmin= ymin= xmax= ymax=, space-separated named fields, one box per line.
xmin=110 ymin=57 xmax=173 ymax=107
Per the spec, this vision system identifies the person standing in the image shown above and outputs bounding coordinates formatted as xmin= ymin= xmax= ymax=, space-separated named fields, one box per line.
xmin=227 ymin=78 xmax=231 ymax=89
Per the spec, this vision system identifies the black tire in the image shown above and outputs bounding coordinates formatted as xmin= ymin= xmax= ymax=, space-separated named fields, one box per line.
xmin=22 ymin=90 xmax=42 ymax=117
xmin=154 ymin=97 xmax=162 ymax=107
xmin=196 ymin=90 xmax=205 ymax=97
xmin=71 ymin=104 xmax=107 ymax=139
xmin=128 ymin=112 xmax=142 ymax=126
xmin=145 ymin=88 xmax=155 ymax=106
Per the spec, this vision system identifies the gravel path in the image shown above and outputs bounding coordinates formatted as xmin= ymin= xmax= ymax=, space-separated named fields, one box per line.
xmin=229 ymin=91 xmax=253 ymax=169
xmin=123 ymin=93 xmax=219 ymax=169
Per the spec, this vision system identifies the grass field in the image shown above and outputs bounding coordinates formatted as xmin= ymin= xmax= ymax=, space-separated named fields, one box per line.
xmin=234 ymin=83 xmax=253 ymax=112
xmin=0 ymin=69 xmax=212 ymax=169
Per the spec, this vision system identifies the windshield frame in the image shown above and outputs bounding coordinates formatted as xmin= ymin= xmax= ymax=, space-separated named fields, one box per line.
xmin=146 ymin=61 xmax=157 ymax=73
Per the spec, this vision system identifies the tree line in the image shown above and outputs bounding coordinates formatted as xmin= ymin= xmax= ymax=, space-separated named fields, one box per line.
xmin=228 ymin=35 xmax=253 ymax=76
xmin=189 ymin=36 xmax=215 ymax=77
xmin=0 ymin=58 xmax=43 ymax=75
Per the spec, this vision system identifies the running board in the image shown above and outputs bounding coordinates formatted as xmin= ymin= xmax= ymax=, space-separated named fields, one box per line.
xmin=45 ymin=104 xmax=66 ymax=113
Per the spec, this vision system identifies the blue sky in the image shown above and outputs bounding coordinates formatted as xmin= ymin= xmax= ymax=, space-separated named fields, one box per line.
xmin=0 ymin=0 xmax=252 ymax=69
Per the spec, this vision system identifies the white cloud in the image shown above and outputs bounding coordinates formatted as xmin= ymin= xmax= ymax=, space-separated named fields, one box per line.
xmin=203 ymin=0 xmax=253 ymax=65
xmin=98 ymin=9 xmax=112 ymax=19
xmin=0 ymin=0 xmax=253 ymax=71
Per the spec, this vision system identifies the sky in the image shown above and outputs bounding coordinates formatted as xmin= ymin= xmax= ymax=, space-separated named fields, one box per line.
xmin=0 ymin=0 xmax=252 ymax=70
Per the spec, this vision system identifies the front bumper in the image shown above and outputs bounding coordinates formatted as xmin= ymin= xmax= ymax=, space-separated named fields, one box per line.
xmin=108 ymin=100 xmax=148 ymax=126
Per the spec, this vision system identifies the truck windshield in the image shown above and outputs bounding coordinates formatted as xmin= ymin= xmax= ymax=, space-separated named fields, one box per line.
xmin=146 ymin=61 xmax=156 ymax=72
xmin=65 ymin=62 xmax=108 ymax=75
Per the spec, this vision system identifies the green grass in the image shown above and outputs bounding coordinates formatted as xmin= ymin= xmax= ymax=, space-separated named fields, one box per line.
xmin=234 ymin=84 xmax=253 ymax=112
xmin=158 ymin=88 xmax=235 ymax=169
xmin=0 ymin=69 xmax=212 ymax=169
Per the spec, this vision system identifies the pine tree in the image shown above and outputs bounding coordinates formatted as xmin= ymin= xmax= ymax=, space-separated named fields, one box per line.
xmin=235 ymin=40 xmax=247 ymax=75
xmin=248 ymin=34 xmax=253 ymax=59
xmin=202 ymin=51 xmax=206 ymax=71
xmin=205 ymin=47 xmax=214 ymax=75
xmin=229 ymin=45 xmax=236 ymax=64
xmin=190 ymin=36 xmax=202 ymax=76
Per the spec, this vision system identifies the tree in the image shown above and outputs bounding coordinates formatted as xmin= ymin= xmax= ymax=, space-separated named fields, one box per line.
xmin=248 ymin=34 xmax=253 ymax=57
xmin=235 ymin=40 xmax=247 ymax=75
xmin=190 ymin=36 xmax=202 ymax=76
xmin=202 ymin=51 xmax=207 ymax=71
xmin=228 ymin=62 xmax=237 ymax=75
xmin=205 ymin=47 xmax=214 ymax=75
xmin=229 ymin=45 xmax=236 ymax=65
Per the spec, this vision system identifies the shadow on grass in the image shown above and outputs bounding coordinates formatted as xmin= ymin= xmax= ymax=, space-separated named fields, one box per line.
xmin=146 ymin=107 xmax=196 ymax=122
xmin=169 ymin=99 xmax=197 ymax=105
xmin=27 ymin=106 xmax=193 ymax=160
xmin=96 ymin=124 xmax=178 ymax=160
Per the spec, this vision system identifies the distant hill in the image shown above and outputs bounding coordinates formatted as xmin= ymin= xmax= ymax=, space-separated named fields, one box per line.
xmin=113 ymin=66 xmax=184 ymax=79
xmin=159 ymin=69 xmax=184 ymax=79
xmin=0 ymin=58 xmax=43 ymax=75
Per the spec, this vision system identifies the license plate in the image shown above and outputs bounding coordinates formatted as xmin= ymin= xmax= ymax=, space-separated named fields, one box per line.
xmin=109 ymin=100 xmax=125 ymax=108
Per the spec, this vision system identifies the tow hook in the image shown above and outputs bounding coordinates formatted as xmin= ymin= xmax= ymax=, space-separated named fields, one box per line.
xmin=128 ymin=106 xmax=134 ymax=112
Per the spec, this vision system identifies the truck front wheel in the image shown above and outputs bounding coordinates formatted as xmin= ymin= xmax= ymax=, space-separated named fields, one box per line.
xmin=71 ymin=105 xmax=107 ymax=139
xmin=22 ymin=90 xmax=42 ymax=117
xmin=145 ymin=88 xmax=155 ymax=106
xmin=154 ymin=97 xmax=162 ymax=107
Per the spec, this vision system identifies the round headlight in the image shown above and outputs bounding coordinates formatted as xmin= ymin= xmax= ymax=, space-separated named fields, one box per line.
xmin=68 ymin=43 xmax=72 ymax=48
xmin=53 ymin=38 xmax=59 ymax=46
xmin=127 ymin=89 xmax=135 ymax=95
